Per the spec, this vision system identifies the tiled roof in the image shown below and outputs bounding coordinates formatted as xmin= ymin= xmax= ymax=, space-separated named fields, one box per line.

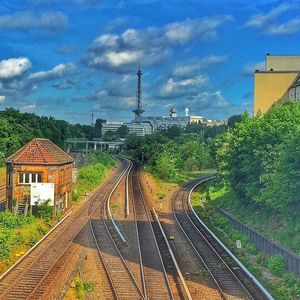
xmin=6 ymin=138 xmax=74 ymax=165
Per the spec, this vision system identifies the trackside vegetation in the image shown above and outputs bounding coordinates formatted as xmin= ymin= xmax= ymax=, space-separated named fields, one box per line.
xmin=124 ymin=124 xmax=219 ymax=183
xmin=0 ymin=152 xmax=117 ymax=274
xmin=72 ymin=152 xmax=117 ymax=203
xmin=191 ymin=101 xmax=300 ymax=299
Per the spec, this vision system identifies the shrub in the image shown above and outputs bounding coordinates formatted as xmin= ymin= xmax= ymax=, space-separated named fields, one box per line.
xmin=268 ymin=254 xmax=285 ymax=276
xmin=37 ymin=200 xmax=53 ymax=221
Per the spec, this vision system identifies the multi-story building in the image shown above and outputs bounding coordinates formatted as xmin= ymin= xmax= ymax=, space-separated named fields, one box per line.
xmin=254 ymin=54 xmax=300 ymax=114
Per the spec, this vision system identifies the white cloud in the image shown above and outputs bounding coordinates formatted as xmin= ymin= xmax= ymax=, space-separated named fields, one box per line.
xmin=84 ymin=16 xmax=232 ymax=72
xmin=265 ymin=18 xmax=300 ymax=35
xmin=160 ymin=75 xmax=209 ymax=98
xmin=0 ymin=57 xmax=32 ymax=79
xmin=28 ymin=63 xmax=76 ymax=82
xmin=243 ymin=3 xmax=300 ymax=35
xmin=244 ymin=3 xmax=291 ymax=29
xmin=21 ymin=102 xmax=36 ymax=110
xmin=0 ymin=11 xmax=68 ymax=32
xmin=173 ymin=55 xmax=227 ymax=78
xmin=0 ymin=95 xmax=5 ymax=103
xmin=241 ymin=60 xmax=265 ymax=76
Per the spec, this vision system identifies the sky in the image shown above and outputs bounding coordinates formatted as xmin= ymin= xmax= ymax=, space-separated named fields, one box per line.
xmin=0 ymin=0 xmax=300 ymax=124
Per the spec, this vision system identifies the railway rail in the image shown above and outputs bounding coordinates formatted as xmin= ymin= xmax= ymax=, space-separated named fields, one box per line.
xmin=173 ymin=175 xmax=271 ymax=300
xmin=131 ymin=162 xmax=174 ymax=300
xmin=89 ymin=158 xmax=145 ymax=300
xmin=0 ymin=159 xmax=129 ymax=299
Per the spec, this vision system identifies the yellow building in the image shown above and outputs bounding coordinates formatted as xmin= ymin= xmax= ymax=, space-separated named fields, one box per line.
xmin=254 ymin=54 xmax=300 ymax=115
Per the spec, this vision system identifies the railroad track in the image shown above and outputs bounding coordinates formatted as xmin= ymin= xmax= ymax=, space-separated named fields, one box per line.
xmin=89 ymin=157 xmax=145 ymax=300
xmin=131 ymin=162 xmax=174 ymax=300
xmin=0 ymin=159 xmax=128 ymax=300
xmin=173 ymin=176 xmax=270 ymax=300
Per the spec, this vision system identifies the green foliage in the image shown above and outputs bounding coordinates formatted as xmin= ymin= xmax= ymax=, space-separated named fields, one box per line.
xmin=124 ymin=127 xmax=214 ymax=181
xmin=0 ymin=107 xmax=101 ymax=161
xmin=214 ymin=102 xmax=300 ymax=214
xmin=73 ymin=152 xmax=117 ymax=203
xmin=268 ymin=255 xmax=286 ymax=276
xmin=75 ymin=276 xmax=94 ymax=300
xmin=37 ymin=200 xmax=53 ymax=220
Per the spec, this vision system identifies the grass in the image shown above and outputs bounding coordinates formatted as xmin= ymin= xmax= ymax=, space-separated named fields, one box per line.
xmin=72 ymin=152 xmax=117 ymax=204
xmin=208 ymin=185 xmax=300 ymax=256
xmin=192 ymin=182 xmax=300 ymax=300
xmin=0 ymin=212 xmax=52 ymax=274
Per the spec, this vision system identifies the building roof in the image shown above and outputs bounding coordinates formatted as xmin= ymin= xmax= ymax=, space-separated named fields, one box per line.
xmin=6 ymin=138 xmax=74 ymax=165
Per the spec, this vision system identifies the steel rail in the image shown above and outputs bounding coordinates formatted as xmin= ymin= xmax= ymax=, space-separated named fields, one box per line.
xmin=173 ymin=176 xmax=254 ymax=299
xmin=91 ymin=157 xmax=144 ymax=300
xmin=187 ymin=177 xmax=274 ymax=300
xmin=128 ymin=161 xmax=147 ymax=298
xmin=25 ymin=160 xmax=129 ymax=300
xmin=134 ymin=162 xmax=174 ymax=300
xmin=0 ymin=160 xmax=126 ymax=299
xmin=152 ymin=207 xmax=192 ymax=300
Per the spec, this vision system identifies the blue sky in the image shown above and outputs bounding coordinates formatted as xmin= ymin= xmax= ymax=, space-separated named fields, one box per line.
xmin=0 ymin=0 xmax=300 ymax=124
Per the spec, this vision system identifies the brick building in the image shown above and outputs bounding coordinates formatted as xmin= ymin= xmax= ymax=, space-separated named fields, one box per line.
xmin=6 ymin=138 xmax=74 ymax=214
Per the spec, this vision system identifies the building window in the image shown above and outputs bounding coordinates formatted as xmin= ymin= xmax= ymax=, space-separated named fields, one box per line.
xmin=18 ymin=172 xmax=42 ymax=184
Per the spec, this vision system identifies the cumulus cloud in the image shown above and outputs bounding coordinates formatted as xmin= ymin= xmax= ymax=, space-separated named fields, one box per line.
xmin=244 ymin=3 xmax=291 ymax=29
xmin=241 ymin=61 xmax=265 ymax=76
xmin=53 ymin=79 xmax=75 ymax=90
xmin=83 ymin=16 xmax=232 ymax=73
xmin=243 ymin=3 xmax=300 ymax=35
xmin=172 ymin=55 xmax=227 ymax=78
xmin=0 ymin=11 xmax=67 ymax=32
xmin=159 ymin=75 xmax=209 ymax=99
xmin=0 ymin=95 xmax=6 ymax=103
xmin=0 ymin=57 xmax=32 ymax=79
xmin=28 ymin=63 xmax=76 ymax=82
xmin=265 ymin=18 xmax=300 ymax=35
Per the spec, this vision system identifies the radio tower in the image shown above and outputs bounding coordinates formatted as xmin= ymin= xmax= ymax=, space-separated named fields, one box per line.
xmin=133 ymin=66 xmax=145 ymax=119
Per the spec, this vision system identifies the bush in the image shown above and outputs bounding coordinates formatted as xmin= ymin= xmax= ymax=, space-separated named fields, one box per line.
xmin=268 ymin=254 xmax=285 ymax=276
xmin=37 ymin=200 xmax=53 ymax=221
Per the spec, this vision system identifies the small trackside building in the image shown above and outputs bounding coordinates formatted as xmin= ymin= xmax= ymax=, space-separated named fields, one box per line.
xmin=6 ymin=138 xmax=74 ymax=214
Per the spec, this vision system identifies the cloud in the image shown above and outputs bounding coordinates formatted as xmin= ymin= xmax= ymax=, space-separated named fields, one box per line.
xmin=21 ymin=102 xmax=36 ymax=110
xmin=0 ymin=95 xmax=5 ymax=103
xmin=28 ymin=63 xmax=76 ymax=82
xmin=53 ymin=79 xmax=75 ymax=89
xmin=172 ymin=55 xmax=227 ymax=78
xmin=241 ymin=60 xmax=265 ymax=76
xmin=0 ymin=11 xmax=67 ymax=32
xmin=265 ymin=18 xmax=300 ymax=35
xmin=83 ymin=16 xmax=232 ymax=73
xmin=243 ymin=3 xmax=291 ymax=29
xmin=243 ymin=3 xmax=300 ymax=35
xmin=159 ymin=75 xmax=209 ymax=99
xmin=0 ymin=57 xmax=32 ymax=79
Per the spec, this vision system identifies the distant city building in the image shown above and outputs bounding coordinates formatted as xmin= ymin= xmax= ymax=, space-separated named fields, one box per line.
xmin=254 ymin=54 xmax=300 ymax=114
xmin=170 ymin=108 xmax=177 ymax=118
xmin=101 ymin=121 xmax=124 ymax=135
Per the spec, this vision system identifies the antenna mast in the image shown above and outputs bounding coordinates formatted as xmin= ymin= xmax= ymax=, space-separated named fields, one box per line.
xmin=133 ymin=66 xmax=145 ymax=119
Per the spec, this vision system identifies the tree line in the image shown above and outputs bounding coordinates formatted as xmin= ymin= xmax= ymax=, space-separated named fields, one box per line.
xmin=0 ymin=108 xmax=101 ymax=163
xmin=214 ymin=102 xmax=300 ymax=216
xmin=124 ymin=124 xmax=225 ymax=181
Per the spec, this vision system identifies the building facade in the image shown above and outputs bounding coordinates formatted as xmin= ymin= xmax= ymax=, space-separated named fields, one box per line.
xmin=254 ymin=54 xmax=300 ymax=114
xmin=6 ymin=138 xmax=74 ymax=213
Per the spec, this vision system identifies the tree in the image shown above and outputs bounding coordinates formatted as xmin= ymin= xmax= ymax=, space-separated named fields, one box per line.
xmin=116 ymin=125 xmax=129 ymax=138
